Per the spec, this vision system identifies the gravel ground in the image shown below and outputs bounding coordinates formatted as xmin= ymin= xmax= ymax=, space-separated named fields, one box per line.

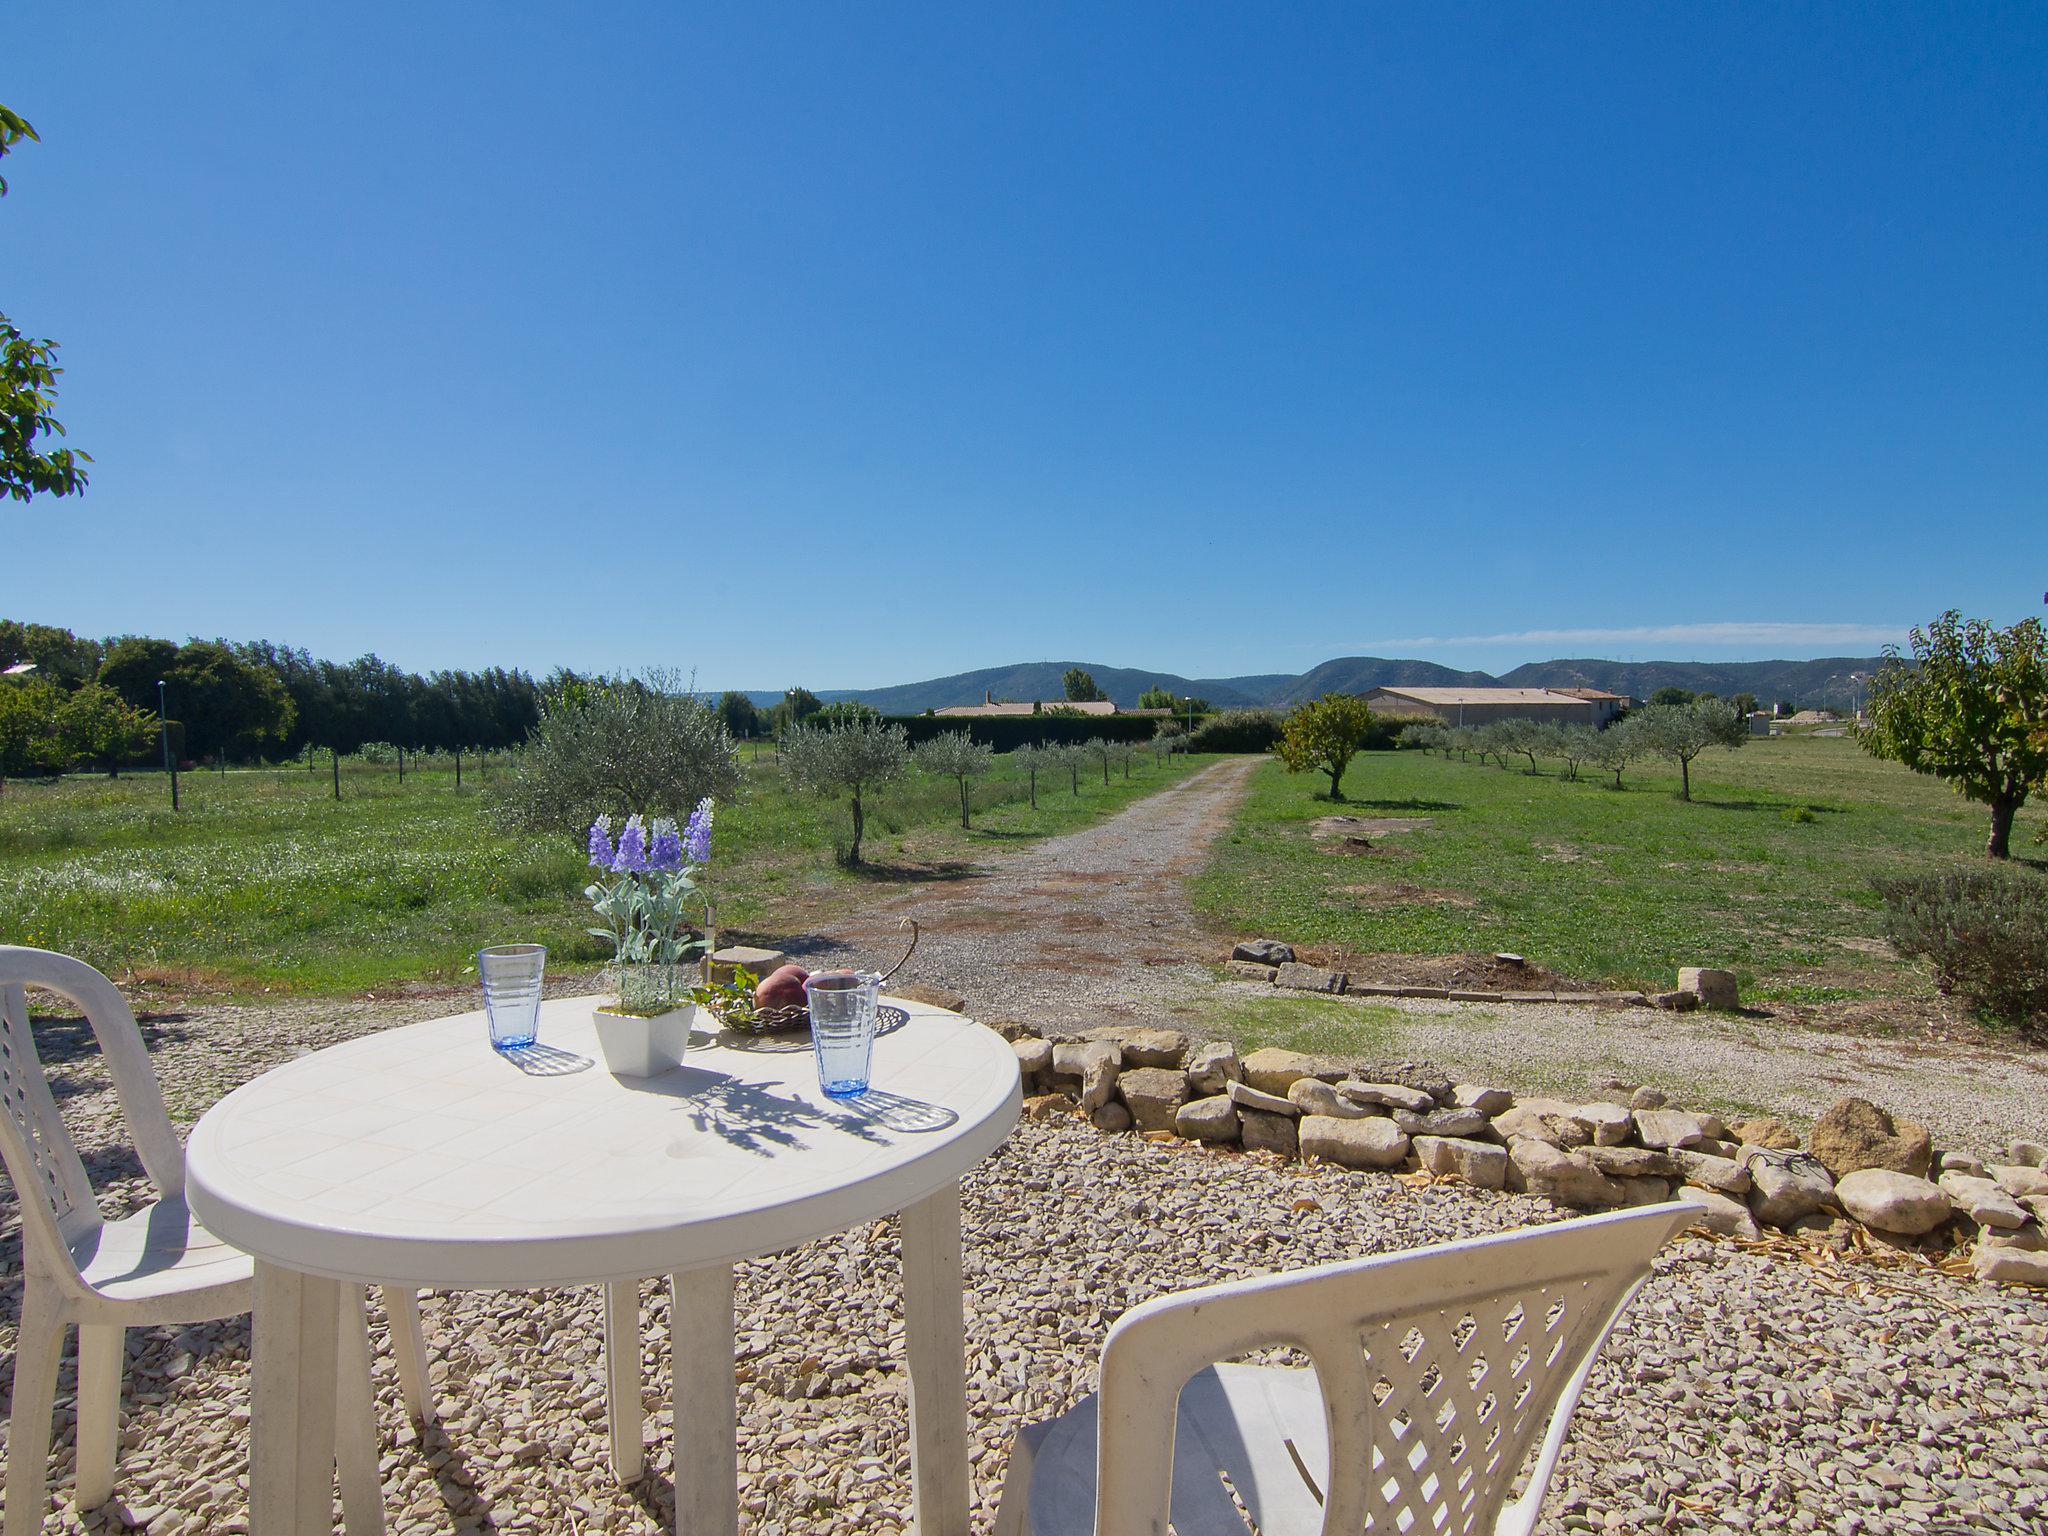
xmin=9 ymin=759 xmax=2048 ymax=1532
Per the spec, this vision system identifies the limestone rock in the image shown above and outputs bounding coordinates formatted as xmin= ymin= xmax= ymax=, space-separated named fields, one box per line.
xmin=1569 ymin=1103 xmax=1635 ymax=1147
xmin=1836 ymin=1169 xmax=1951 ymax=1236
xmin=1224 ymin=960 xmax=1279 ymax=983
xmin=1241 ymin=1048 xmax=1320 ymax=1096
xmin=1393 ymin=1106 xmax=1492 ymax=1139
xmin=1299 ymin=1114 xmax=1410 ymax=1171
xmin=1078 ymin=1053 xmax=1121 ymax=1113
xmin=1108 ymin=1027 xmax=1188 ymax=1070
xmin=1990 ymin=1163 xmax=2048 ymax=1199
xmin=1012 ymin=1037 xmax=1052 ymax=1078
xmin=1051 ymin=1039 xmax=1120 ymax=1082
xmin=1973 ymin=1244 xmax=2048 ymax=1287
xmin=1184 ymin=1041 xmax=1242 ymax=1095
xmin=1675 ymin=1185 xmax=1762 ymax=1240
xmin=1940 ymin=1172 xmax=2030 ymax=1230
xmin=1584 ymin=1145 xmax=1680 ymax=1180
xmin=1733 ymin=1117 xmax=1800 ymax=1151
xmin=2009 ymin=1139 xmax=2047 ymax=1169
xmin=1117 ymin=1067 xmax=1187 ymax=1133
xmin=1980 ymin=1222 xmax=2048 ymax=1252
xmin=1239 ymin=1108 xmax=1300 ymax=1158
xmin=1809 ymin=1097 xmax=1932 ymax=1178
xmin=1274 ymin=961 xmax=1344 ymax=994
xmin=1361 ymin=1062 xmax=1456 ymax=1102
xmin=1174 ymin=1094 xmax=1240 ymax=1143
xmin=1228 ymin=1080 xmax=1301 ymax=1117
xmin=1339 ymin=1081 xmax=1436 ymax=1114
xmin=1507 ymin=1139 xmax=1625 ymax=1209
xmin=1696 ymin=1136 xmax=1743 ymax=1161
xmin=1089 ymin=1102 xmax=1133 ymax=1133
xmin=1451 ymin=1084 xmax=1513 ymax=1116
xmin=1939 ymin=1150 xmax=1986 ymax=1178
xmin=1412 ymin=1134 xmax=1508 ymax=1189
xmin=1232 ymin=938 xmax=1295 ymax=966
xmin=707 ymin=945 xmax=790 ymax=985
xmin=1651 ymin=990 xmax=1700 ymax=1012
xmin=1629 ymin=1086 xmax=1668 ymax=1111
xmin=1670 ymin=1149 xmax=1751 ymax=1197
xmin=1745 ymin=1149 xmax=1839 ymax=1228
xmin=1677 ymin=966 xmax=1740 ymax=1009
xmin=1287 ymin=1078 xmax=1373 ymax=1119
xmin=1634 ymin=1110 xmax=1710 ymax=1151
xmin=1022 ymin=1093 xmax=1071 ymax=1121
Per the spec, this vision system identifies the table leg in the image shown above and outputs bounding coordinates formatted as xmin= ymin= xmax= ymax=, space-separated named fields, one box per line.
xmin=901 ymin=1182 xmax=971 ymax=1536
xmin=604 ymin=1279 xmax=645 ymax=1483
xmin=251 ymin=1260 xmax=342 ymax=1535
xmin=334 ymin=1287 xmax=387 ymax=1536
xmin=669 ymin=1265 xmax=737 ymax=1536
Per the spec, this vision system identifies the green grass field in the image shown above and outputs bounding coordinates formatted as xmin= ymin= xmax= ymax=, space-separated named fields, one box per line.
xmin=0 ymin=749 xmax=1212 ymax=995
xmin=1190 ymin=736 xmax=2046 ymax=998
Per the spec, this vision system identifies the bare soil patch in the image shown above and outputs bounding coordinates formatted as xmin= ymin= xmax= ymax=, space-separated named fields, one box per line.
xmin=1302 ymin=948 xmax=1602 ymax=994
xmin=1310 ymin=814 xmax=1433 ymax=839
xmin=1331 ymin=882 xmax=1479 ymax=909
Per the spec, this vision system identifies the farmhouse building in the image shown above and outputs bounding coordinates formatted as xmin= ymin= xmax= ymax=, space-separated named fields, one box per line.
xmin=1362 ymin=686 xmax=1629 ymax=727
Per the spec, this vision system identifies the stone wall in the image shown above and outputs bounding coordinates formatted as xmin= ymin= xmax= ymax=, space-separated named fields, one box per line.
xmin=1006 ymin=1022 xmax=2048 ymax=1289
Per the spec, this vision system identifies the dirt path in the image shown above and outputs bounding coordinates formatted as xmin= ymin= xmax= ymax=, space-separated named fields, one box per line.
xmin=791 ymin=756 xmax=1261 ymax=1029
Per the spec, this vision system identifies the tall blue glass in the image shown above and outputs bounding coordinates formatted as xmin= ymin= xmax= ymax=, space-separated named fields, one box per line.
xmin=478 ymin=943 xmax=546 ymax=1049
xmin=804 ymin=971 xmax=881 ymax=1097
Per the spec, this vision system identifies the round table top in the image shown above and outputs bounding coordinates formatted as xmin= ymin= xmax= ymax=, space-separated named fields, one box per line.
xmin=185 ymin=995 xmax=1021 ymax=1288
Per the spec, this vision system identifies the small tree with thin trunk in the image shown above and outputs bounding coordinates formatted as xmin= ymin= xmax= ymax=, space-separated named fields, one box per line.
xmin=1012 ymin=741 xmax=1051 ymax=808
xmin=1861 ymin=611 xmax=2048 ymax=858
xmin=1634 ymin=699 xmax=1745 ymax=801
xmin=1276 ymin=694 xmax=1376 ymax=799
xmin=1551 ymin=723 xmax=1596 ymax=782
xmin=780 ymin=717 xmax=910 ymax=865
xmin=1085 ymin=736 xmax=1113 ymax=785
xmin=1053 ymin=741 xmax=1091 ymax=794
xmin=1112 ymin=739 xmax=1138 ymax=779
xmin=914 ymin=730 xmax=993 ymax=829
xmin=1585 ymin=719 xmax=1641 ymax=789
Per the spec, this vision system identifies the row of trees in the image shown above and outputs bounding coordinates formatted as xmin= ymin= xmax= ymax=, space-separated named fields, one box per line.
xmin=1398 ymin=699 xmax=1750 ymax=799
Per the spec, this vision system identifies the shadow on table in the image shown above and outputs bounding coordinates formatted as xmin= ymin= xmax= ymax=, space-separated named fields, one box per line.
xmin=627 ymin=1067 xmax=894 ymax=1156
xmin=837 ymin=1087 xmax=958 ymax=1134
xmin=713 ymin=1005 xmax=909 ymax=1055
xmin=494 ymin=1041 xmax=594 ymax=1076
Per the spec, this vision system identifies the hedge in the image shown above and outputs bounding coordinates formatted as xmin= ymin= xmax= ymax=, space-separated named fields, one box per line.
xmin=888 ymin=715 xmax=1164 ymax=751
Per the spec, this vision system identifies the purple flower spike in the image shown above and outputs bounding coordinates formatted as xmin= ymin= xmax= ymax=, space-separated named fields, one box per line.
xmin=648 ymin=816 xmax=684 ymax=872
xmin=683 ymin=797 xmax=714 ymax=864
xmin=611 ymin=814 xmax=649 ymax=873
xmin=587 ymin=815 xmax=615 ymax=869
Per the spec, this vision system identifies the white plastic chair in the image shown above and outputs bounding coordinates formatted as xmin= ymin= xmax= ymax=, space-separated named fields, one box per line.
xmin=0 ymin=946 xmax=434 ymax=1535
xmin=993 ymin=1202 xmax=1694 ymax=1536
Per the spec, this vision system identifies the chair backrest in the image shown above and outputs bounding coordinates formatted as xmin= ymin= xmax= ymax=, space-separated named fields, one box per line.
xmin=1091 ymin=1202 xmax=1694 ymax=1536
xmin=0 ymin=947 xmax=186 ymax=1288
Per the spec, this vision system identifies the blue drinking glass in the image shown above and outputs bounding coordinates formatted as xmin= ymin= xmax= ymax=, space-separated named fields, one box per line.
xmin=478 ymin=943 xmax=546 ymax=1049
xmin=804 ymin=970 xmax=881 ymax=1098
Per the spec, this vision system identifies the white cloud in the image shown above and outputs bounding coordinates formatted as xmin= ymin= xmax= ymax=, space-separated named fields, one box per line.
xmin=1347 ymin=621 xmax=1908 ymax=653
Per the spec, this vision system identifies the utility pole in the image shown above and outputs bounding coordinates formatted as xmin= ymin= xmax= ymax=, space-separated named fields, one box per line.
xmin=157 ymin=680 xmax=179 ymax=811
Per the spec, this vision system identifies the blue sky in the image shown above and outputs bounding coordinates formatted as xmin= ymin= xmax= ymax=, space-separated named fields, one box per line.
xmin=4 ymin=3 xmax=2044 ymax=687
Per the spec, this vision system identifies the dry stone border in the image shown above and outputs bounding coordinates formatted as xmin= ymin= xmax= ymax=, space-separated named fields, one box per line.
xmin=1017 ymin=1021 xmax=2048 ymax=1290
xmin=1226 ymin=939 xmax=1742 ymax=1010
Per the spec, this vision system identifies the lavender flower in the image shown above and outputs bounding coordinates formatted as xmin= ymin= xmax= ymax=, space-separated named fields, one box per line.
xmin=648 ymin=816 xmax=684 ymax=872
xmin=683 ymin=797 xmax=715 ymax=864
xmin=611 ymin=814 xmax=649 ymax=873
xmin=586 ymin=814 xmax=615 ymax=869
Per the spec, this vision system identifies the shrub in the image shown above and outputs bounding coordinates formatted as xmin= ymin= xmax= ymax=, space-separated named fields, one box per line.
xmin=1876 ymin=867 xmax=2048 ymax=1036
xmin=496 ymin=681 xmax=740 ymax=834
xmin=1190 ymin=709 xmax=1285 ymax=753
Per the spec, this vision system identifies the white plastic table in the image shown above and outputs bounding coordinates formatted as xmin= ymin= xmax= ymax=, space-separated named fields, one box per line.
xmin=185 ymin=994 xmax=1022 ymax=1536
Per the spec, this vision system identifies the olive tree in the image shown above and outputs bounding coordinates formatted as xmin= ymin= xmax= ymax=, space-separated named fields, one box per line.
xmin=1085 ymin=736 xmax=1114 ymax=785
xmin=781 ymin=716 xmax=910 ymax=865
xmin=1276 ymin=693 xmax=1375 ymax=799
xmin=1585 ymin=718 xmax=1641 ymax=789
xmin=497 ymin=680 xmax=740 ymax=833
xmin=1633 ymin=698 xmax=1746 ymax=801
xmin=1052 ymin=741 xmax=1092 ymax=794
xmin=1550 ymin=723 xmax=1598 ymax=782
xmin=914 ymin=730 xmax=993 ymax=829
xmin=1861 ymin=612 xmax=2048 ymax=858
xmin=1012 ymin=741 xmax=1052 ymax=808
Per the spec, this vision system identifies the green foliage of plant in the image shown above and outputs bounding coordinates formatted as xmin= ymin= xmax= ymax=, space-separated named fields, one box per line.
xmin=0 ymin=679 xmax=67 ymax=780
xmin=496 ymin=681 xmax=740 ymax=834
xmin=1276 ymin=694 xmax=1376 ymax=798
xmin=1860 ymin=611 xmax=2048 ymax=858
xmin=1632 ymin=698 xmax=1746 ymax=801
xmin=1137 ymin=684 xmax=1177 ymax=710
xmin=1585 ymin=717 xmax=1644 ymax=788
xmin=1190 ymin=709 xmax=1286 ymax=754
xmin=1 ymin=105 xmax=90 ymax=505
xmin=716 ymin=690 xmax=761 ymax=739
xmin=779 ymin=717 xmax=910 ymax=864
xmin=914 ymin=730 xmax=994 ymax=828
xmin=1876 ymin=866 xmax=2048 ymax=1038
xmin=1192 ymin=736 xmax=2043 ymax=995
xmin=1062 ymin=667 xmax=1107 ymax=702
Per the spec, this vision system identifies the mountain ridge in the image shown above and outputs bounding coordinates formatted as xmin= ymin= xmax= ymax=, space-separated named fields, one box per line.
xmin=735 ymin=654 xmax=1887 ymax=713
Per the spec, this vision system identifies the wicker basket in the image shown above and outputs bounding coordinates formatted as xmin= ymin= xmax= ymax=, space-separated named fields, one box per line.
xmin=706 ymin=920 xmax=920 ymax=1038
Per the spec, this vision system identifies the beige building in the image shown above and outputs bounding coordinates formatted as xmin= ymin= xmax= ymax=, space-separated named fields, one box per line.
xmin=933 ymin=691 xmax=1119 ymax=718
xmin=1362 ymin=686 xmax=1629 ymax=727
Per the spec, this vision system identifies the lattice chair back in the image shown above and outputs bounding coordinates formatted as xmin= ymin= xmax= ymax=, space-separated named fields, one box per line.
xmin=1090 ymin=1203 xmax=1694 ymax=1536
xmin=0 ymin=947 xmax=187 ymax=1299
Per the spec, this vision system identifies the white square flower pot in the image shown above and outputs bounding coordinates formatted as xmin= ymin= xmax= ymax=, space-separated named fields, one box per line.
xmin=591 ymin=1003 xmax=695 ymax=1078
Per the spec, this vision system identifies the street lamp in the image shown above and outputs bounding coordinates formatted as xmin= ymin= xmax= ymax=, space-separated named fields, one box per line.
xmin=157 ymin=680 xmax=179 ymax=811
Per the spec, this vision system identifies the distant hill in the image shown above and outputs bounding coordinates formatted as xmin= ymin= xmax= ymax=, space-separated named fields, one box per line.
xmin=730 ymin=653 xmax=1887 ymax=715
xmin=1498 ymin=657 xmax=1884 ymax=709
